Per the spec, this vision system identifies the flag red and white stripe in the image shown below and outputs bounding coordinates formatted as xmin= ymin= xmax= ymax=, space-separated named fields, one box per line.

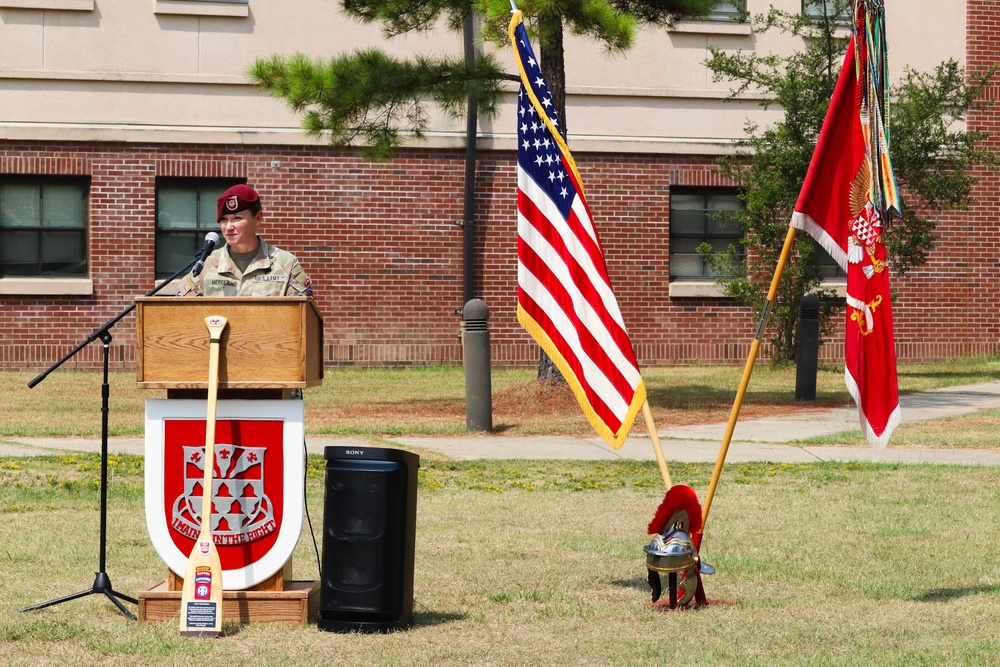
xmin=791 ymin=35 xmax=900 ymax=449
xmin=509 ymin=11 xmax=645 ymax=449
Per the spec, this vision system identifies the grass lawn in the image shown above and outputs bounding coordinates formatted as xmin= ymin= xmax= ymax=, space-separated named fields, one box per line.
xmin=0 ymin=455 xmax=1000 ymax=666
xmin=2 ymin=356 xmax=999 ymax=443
xmin=0 ymin=455 xmax=997 ymax=666
xmin=0 ymin=360 xmax=997 ymax=664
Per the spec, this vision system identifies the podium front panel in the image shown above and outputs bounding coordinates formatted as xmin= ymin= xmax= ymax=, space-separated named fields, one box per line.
xmin=135 ymin=296 xmax=323 ymax=389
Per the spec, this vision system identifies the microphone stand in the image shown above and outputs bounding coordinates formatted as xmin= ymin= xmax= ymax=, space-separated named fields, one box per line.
xmin=20 ymin=257 xmax=200 ymax=620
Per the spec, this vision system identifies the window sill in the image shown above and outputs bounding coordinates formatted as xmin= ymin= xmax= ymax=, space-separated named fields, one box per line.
xmin=669 ymin=281 xmax=727 ymax=298
xmin=0 ymin=277 xmax=94 ymax=296
xmin=154 ymin=0 xmax=248 ymax=17
xmin=670 ymin=19 xmax=752 ymax=36
xmin=669 ymin=280 xmax=848 ymax=299
xmin=822 ymin=280 xmax=847 ymax=298
xmin=805 ymin=25 xmax=853 ymax=39
xmin=0 ymin=0 xmax=94 ymax=9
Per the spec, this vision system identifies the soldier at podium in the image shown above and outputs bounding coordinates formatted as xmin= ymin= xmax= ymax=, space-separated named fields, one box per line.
xmin=177 ymin=184 xmax=312 ymax=297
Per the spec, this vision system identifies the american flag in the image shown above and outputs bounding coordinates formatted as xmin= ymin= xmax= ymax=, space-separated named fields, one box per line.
xmin=509 ymin=11 xmax=646 ymax=449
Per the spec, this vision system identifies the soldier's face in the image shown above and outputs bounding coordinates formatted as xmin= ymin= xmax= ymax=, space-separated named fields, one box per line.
xmin=220 ymin=210 xmax=260 ymax=254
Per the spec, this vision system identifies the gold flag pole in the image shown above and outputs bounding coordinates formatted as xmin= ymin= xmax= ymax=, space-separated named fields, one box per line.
xmin=641 ymin=400 xmax=671 ymax=490
xmin=701 ymin=224 xmax=798 ymax=530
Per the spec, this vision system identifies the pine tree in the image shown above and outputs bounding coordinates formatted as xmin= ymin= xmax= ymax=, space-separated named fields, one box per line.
xmin=250 ymin=0 xmax=716 ymax=382
xmin=250 ymin=2 xmax=716 ymax=157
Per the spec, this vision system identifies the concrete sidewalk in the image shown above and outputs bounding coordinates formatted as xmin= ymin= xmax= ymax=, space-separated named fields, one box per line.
xmin=3 ymin=381 xmax=999 ymax=465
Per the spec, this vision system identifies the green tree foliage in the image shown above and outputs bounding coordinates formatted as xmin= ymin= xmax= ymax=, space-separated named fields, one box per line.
xmin=249 ymin=49 xmax=508 ymax=160
xmin=700 ymin=1 xmax=997 ymax=362
xmin=250 ymin=0 xmax=715 ymax=383
xmin=249 ymin=1 xmax=715 ymax=157
xmin=888 ymin=61 xmax=999 ymax=273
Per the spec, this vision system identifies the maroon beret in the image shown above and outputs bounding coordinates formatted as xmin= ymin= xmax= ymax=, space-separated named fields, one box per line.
xmin=217 ymin=184 xmax=261 ymax=221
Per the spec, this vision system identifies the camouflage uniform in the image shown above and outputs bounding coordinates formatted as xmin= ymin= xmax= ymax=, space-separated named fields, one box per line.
xmin=177 ymin=237 xmax=312 ymax=297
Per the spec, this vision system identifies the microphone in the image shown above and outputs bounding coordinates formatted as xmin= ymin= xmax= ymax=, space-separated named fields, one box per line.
xmin=192 ymin=231 xmax=221 ymax=277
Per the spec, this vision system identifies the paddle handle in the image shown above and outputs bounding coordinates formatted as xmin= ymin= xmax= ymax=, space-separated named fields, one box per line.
xmin=200 ymin=315 xmax=227 ymax=521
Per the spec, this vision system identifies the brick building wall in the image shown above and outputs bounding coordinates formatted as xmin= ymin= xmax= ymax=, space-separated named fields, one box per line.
xmin=0 ymin=142 xmax=758 ymax=372
xmin=3 ymin=127 xmax=999 ymax=374
xmin=956 ymin=0 xmax=1000 ymax=354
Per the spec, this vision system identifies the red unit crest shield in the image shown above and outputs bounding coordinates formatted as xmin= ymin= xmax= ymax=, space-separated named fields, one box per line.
xmin=145 ymin=400 xmax=304 ymax=589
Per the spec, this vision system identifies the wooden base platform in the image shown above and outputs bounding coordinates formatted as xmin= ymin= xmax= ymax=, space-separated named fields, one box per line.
xmin=138 ymin=580 xmax=320 ymax=625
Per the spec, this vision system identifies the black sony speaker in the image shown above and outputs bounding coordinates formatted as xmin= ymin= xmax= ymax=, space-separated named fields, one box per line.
xmin=318 ymin=446 xmax=419 ymax=633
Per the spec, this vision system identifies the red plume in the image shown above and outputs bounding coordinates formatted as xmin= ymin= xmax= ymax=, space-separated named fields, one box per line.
xmin=647 ymin=484 xmax=702 ymax=539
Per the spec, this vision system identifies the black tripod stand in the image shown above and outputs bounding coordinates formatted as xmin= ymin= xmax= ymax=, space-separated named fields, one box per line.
xmin=20 ymin=258 xmax=200 ymax=619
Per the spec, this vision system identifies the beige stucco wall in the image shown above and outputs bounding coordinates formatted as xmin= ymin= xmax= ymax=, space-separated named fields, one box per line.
xmin=0 ymin=0 xmax=967 ymax=152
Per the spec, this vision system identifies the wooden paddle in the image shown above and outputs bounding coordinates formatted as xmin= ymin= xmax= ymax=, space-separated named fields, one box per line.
xmin=179 ymin=315 xmax=228 ymax=637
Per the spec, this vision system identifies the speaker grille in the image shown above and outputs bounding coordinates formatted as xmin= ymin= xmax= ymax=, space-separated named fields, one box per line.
xmin=319 ymin=449 xmax=418 ymax=632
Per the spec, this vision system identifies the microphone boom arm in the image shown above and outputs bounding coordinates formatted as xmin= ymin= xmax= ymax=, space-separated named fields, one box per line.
xmin=28 ymin=254 xmax=199 ymax=389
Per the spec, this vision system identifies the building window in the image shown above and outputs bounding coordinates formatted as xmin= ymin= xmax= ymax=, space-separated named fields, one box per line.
xmin=0 ymin=1 xmax=94 ymax=10
xmin=669 ymin=188 xmax=744 ymax=280
xmin=154 ymin=0 xmax=249 ymax=18
xmin=0 ymin=177 xmax=89 ymax=277
xmin=155 ymin=179 xmax=240 ymax=277
xmin=818 ymin=249 xmax=846 ymax=280
xmin=708 ymin=1 xmax=746 ymax=20
xmin=802 ymin=0 xmax=851 ymax=23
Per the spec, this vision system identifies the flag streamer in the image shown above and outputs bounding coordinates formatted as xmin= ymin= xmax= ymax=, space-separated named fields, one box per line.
xmin=509 ymin=10 xmax=645 ymax=449
xmin=855 ymin=0 xmax=900 ymax=219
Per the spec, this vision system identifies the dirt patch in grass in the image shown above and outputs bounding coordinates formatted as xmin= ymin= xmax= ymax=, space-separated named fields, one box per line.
xmin=305 ymin=380 xmax=848 ymax=437
xmin=490 ymin=380 xmax=817 ymax=428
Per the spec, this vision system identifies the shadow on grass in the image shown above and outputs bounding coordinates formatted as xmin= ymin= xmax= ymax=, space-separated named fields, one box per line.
xmin=645 ymin=384 xmax=845 ymax=409
xmin=913 ymin=585 xmax=1000 ymax=602
xmin=610 ymin=577 xmax=651 ymax=592
xmin=413 ymin=610 xmax=469 ymax=627
xmin=897 ymin=368 xmax=997 ymax=380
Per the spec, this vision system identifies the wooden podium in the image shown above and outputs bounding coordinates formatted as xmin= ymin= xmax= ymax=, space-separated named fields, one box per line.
xmin=135 ymin=296 xmax=323 ymax=392
xmin=134 ymin=296 xmax=323 ymax=625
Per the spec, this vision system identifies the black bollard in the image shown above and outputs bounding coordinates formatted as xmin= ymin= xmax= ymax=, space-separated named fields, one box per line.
xmin=462 ymin=299 xmax=493 ymax=432
xmin=795 ymin=293 xmax=820 ymax=401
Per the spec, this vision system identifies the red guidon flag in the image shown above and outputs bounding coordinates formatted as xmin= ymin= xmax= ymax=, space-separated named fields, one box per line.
xmin=509 ymin=11 xmax=645 ymax=449
xmin=791 ymin=32 xmax=901 ymax=449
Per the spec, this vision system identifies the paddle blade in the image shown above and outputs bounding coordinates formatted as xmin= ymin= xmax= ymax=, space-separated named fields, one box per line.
xmin=179 ymin=536 xmax=223 ymax=637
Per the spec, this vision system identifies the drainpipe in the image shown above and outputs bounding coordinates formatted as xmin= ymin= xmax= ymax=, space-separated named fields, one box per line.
xmin=462 ymin=10 xmax=478 ymax=305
